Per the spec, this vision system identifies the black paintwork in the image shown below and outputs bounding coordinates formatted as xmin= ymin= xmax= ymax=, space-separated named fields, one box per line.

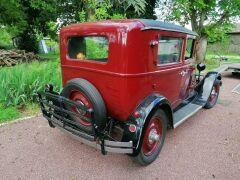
xmin=194 ymin=72 xmax=221 ymax=105
xmin=122 ymin=94 xmax=172 ymax=156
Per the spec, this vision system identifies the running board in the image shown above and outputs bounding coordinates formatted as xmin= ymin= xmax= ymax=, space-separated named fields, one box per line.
xmin=173 ymin=72 xmax=221 ymax=128
xmin=173 ymin=103 xmax=202 ymax=128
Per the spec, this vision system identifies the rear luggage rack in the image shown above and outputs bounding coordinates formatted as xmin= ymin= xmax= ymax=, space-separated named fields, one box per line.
xmin=37 ymin=86 xmax=133 ymax=154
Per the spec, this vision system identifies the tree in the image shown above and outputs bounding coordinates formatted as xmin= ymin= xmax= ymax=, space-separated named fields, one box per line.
xmin=124 ymin=0 xmax=157 ymax=19
xmin=0 ymin=0 xmax=58 ymax=52
xmin=57 ymin=0 xmax=149 ymax=24
xmin=17 ymin=0 xmax=58 ymax=52
xmin=0 ymin=0 xmax=150 ymax=52
xmin=0 ymin=0 xmax=26 ymax=31
xmin=157 ymin=0 xmax=240 ymax=62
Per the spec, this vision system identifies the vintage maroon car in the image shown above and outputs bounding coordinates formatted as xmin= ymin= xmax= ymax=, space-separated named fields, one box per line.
xmin=38 ymin=19 xmax=222 ymax=165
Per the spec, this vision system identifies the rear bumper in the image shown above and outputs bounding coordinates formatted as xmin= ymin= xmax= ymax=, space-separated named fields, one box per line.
xmin=48 ymin=115 xmax=133 ymax=154
xmin=38 ymin=90 xmax=133 ymax=154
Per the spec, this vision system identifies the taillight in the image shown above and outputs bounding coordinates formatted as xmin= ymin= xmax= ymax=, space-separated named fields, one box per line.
xmin=129 ymin=125 xmax=137 ymax=133
xmin=133 ymin=111 xmax=140 ymax=118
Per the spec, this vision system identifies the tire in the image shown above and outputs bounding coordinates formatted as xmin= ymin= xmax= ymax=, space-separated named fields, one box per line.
xmin=61 ymin=78 xmax=106 ymax=134
xmin=204 ymin=80 xmax=220 ymax=109
xmin=232 ymin=71 xmax=240 ymax=76
xmin=132 ymin=109 xmax=168 ymax=166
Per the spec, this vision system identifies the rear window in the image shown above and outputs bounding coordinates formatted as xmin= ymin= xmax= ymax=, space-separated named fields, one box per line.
xmin=68 ymin=36 xmax=108 ymax=62
xmin=157 ymin=36 xmax=183 ymax=65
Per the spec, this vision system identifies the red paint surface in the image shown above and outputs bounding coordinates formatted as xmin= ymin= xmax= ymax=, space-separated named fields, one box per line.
xmin=60 ymin=20 xmax=197 ymax=121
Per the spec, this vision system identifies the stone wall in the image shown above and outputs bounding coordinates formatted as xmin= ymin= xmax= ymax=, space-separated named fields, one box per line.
xmin=207 ymin=34 xmax=240 ymax=54
xmin=228 ymin=34 xmax=240 ymax=53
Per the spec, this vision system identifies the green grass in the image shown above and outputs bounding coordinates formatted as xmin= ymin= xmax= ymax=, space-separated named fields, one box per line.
xmin=205 ymin=53 xmax=240 ymax=71
xmin=0 ymin=58 xmax=62 ymax=107
xmin=38 ymin=51 xmax=59 ymax=59
xmin=0 ymin=53 xmax=62 ymax=123
xmin=0 ymin=103 xmax=40 ymax=123
xmin=0 ymin=105 xmax=20 ymax=123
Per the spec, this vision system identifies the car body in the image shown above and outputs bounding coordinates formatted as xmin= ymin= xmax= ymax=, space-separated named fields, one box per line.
xmin=38 ymin=19 xmax=222 ymax=165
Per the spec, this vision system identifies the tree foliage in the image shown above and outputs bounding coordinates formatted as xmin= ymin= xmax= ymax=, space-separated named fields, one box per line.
xmin=157 ymin=0 xmax=240 ymax=39
xmin=124 ymin=0 xmax=157 ymax=19
xmin=0 ymin=0 xmax=156 ymax=52
xmin=57 ymin=0 xmax=149 ymax=24
xmin=157 ymin=0 xmax=240 ymax=61
xmin=0 ymin=0 xmax=26 ymax=31
xmin=0 ymin=0 xmax=58 ymax=52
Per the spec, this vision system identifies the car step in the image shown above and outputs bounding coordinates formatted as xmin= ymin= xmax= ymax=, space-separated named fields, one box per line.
xmin=173 ymin=103 xmax=202 ymax=128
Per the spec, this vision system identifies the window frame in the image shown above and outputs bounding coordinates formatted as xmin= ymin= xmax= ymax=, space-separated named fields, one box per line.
xmin=156 ymin=35 xmax=184 ymax=66
xmin=67 ymin=35 xmax=109 ymax=63
xmin=184 ymin=38 xmax=195 ymax=61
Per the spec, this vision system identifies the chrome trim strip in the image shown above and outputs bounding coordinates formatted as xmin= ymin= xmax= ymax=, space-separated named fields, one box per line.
xmin=173 ymin=106 xmax=202 ymax=128
xmin=104 ymin=146 xmax=133 ymax=154
xmin=104 ymin=140 xmax=133 ymax=148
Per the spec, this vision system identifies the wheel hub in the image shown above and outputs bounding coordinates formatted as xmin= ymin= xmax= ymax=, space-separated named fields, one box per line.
xmin=69 ymin=90 xmax=92 ymax=126
xmin=75 ymin=100 xmax=87 ymax=116
xmin=148 ymin=128 xmax=160 ymax=144
xmin=142 ymin=116 xmax=163 ymax=156
xmin=209 ymin=85 xmax=219 ymax=103
xmin=211 ymin=88 xmax=217 ymax=96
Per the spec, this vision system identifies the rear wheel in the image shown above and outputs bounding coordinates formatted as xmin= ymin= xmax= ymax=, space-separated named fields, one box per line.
xmin=61 ymin=78 xmax=106 ymax=134
xmin=132 ymin=109 xmax=167 ymax=166
xmin=204 ymin=81 xmax=220 ymax=109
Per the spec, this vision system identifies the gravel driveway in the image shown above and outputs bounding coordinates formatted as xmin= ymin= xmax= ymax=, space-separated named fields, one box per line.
xmin=0 ymin=72 xmax=240 ymax=180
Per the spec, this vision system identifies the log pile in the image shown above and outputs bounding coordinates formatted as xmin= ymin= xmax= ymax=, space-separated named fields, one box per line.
xmin=0 ymin=49 xmax=44 ymax=67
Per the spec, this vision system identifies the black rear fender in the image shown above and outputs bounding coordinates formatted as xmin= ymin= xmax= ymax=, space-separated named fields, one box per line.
xmin=122 ymin=94 xmax=173 ymax=156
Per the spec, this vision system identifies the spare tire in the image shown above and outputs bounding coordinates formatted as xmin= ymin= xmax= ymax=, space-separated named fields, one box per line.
xmin=61 ymin=78 xmax=106 ymax=134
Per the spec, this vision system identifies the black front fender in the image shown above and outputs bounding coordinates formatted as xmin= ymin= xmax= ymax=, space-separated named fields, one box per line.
xmin=195 ymin=71 xmax=222 ymax=106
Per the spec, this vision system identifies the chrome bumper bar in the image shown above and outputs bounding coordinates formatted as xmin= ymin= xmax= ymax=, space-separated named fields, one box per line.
xmin=50 ymin=117 xmax=133 ymax=154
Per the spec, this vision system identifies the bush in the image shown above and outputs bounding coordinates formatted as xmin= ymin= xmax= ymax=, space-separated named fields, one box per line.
xmin=0 ymin=27 xmax=13 ymax=49
xmin=0 ymin=59 xmax=62 ymax=107
xmin=17 ymin=31 xmax=39 ymax=53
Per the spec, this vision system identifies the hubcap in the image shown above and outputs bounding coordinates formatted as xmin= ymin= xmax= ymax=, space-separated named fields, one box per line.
xmin=69 ymin=90 xmax=92 ymax=126
xmin=142 ymin=116 xmax=163 ymax=156
xmin=148 ymin=129 xmax=160 ymax=144
xmin=75 ymin=100 xmax=87 ymax=116
xmin=209 ymin=85 xmax=219 ymax=105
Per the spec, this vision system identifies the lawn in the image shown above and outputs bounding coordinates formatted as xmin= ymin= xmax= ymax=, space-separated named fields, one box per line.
xmin=0 ymin=53 xmax=62 ymax=123
xmin=205 ymin=53 xmax=240 ymax=71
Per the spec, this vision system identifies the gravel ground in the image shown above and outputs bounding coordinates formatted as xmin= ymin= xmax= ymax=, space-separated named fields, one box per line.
xmin=0 ymin=72 xmax=240 ymax=180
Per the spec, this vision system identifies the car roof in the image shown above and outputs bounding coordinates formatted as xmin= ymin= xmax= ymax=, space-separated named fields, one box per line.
xmin=138 ymin=19 xmax=198 ymax=36
xmin=61 ymin=19 xmax=198 ymax=36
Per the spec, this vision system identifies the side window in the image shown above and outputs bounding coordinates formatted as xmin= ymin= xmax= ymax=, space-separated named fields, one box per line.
xmin=68 ymin=36 xmax=108 ymax=62
xmin=157 ymin=36 xmax=183 ymax=65
xmin=185 ymin=38 xmax=195 ymax=60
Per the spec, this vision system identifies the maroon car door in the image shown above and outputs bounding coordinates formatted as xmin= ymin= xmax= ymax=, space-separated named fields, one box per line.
xmin=179 ymin=37 xmax=197 ymax=99
xmin=155 ymin=34 xmax=185 ymax=109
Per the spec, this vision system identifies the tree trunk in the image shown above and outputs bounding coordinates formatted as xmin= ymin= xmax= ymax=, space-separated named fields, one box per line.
xmin=196 ymin=35 xmax=208 ymax=63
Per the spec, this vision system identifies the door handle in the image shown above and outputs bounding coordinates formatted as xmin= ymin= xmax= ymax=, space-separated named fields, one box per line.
xmin=179 ymin=70 xmax=187 ymax=76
